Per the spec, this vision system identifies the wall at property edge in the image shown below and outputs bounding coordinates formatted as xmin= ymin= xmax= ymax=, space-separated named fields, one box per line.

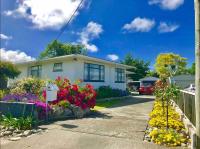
xmin=0 ymin=101 xmax=38 ymax=119
xmin=14 ymin=59 xmax=127 ymax=90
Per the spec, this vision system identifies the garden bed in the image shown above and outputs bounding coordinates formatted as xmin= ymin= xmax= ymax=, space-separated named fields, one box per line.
xmin=0 ymin=114 xmax=46 ymax=142
xmin=144 ymin=100 xmax=191 ymax=147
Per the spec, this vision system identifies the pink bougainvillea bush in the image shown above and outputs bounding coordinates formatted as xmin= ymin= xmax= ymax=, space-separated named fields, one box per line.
xmin=49 ymin=76 xmax=96 ymax=110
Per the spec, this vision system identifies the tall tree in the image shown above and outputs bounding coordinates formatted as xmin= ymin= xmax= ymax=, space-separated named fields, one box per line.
xmin=155 ymin=53 xmax=187 ymax=78
xmin=146 ymin=70 xmax=159 ymax=78
xmin=122 ymin=54 xmax=150 ymax=81
xmin=187 ymin=63 xmax=195 ymax=75
xmin=0 ymin=61 xmax=21 ymax=89
xmin=39 ymin=40 xmax=87 ymax=59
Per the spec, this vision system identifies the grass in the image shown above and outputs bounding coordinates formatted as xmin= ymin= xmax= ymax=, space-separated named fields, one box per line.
xmin=93 ymin=99 xmax=122 ymax=111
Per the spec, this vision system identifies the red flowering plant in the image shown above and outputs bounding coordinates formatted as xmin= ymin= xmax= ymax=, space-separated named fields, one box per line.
xmin=47 ymin=77 xmax=96 ymax=110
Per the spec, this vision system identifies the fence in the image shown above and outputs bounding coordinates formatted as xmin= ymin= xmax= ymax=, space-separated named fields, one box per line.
xmin=174 ymin=90 xmax=196 ymax=126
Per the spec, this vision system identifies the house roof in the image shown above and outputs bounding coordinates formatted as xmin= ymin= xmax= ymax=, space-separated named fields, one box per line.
xmin=15 ymin=54 xmax=134 ymax=69
xmin=139 ymin=77 xmax=159 ymax=81
xmin=171 ymin=75 xmax=195 ymax=81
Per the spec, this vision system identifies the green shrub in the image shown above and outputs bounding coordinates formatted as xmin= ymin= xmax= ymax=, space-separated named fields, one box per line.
xmin=0 ymin=61 xmax=20 ymax=89
xmin=96 ymin=86 xmax=129 ymax=99
xmin=149 ymin=128 xmax=189 ymax=147
xmin=0 ymin=89 xmax=10 ymax=100
xmin=10 ymin=77 xmax=45 ymax=95
xmin=0 ymin=115 xmax=35 ymax=130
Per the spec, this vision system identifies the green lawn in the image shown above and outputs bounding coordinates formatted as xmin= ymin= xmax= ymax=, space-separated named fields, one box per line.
xmin=93 ymin=99 xmax=122 ymax=111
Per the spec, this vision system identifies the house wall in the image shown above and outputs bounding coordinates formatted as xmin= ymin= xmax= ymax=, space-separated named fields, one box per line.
xmin=15 ymin=59 xmax=127 ymax=90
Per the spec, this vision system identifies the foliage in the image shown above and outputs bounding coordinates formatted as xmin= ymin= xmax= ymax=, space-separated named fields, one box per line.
xmin=147 ymin=100 xmax=189 ymax=147
xmin=96 ymin=86 xmax=129 ymax=99
xmin=2 ymin=93 xmax=38 ymax=102
xmin=187 ymin=63 xmax=195 ymax=75
xmin=0 ymin=115 xmax=35 ymax=130
xmin=0 ymin=61 xmax=21 ymax=79
xmin=0 ymin=61 xmax=21 ymax=89
xmin=155 ymin=53 xmax=187 ymax=78
xmin=57 ymin=100 xmax=70 ymax=108
xmin=121 ymin=53 xmax=150 ymax=81
xmin=32 ymin=100 xmax=51 ymax=119
xmin=164 ymin=84 xmax=180 ymax=103
xmin=149 ymin=102 xmax=180 ymax=119
xmin=149 ymin=128 xmax=188 ymax=147
xmin=51 ymin=76 xmax=96 ymax=109
xmin=0 ymin=89 xmax=8 ymax=100
xmin=149 ymin=101 xmax=184 ymax=131
xmin=2 ymin=77 xmax=96 ymax=119
xmin=146 ymin=70 xmax=159 ymax=78
xmin=39 ymin=40 xmax=87 ymax=59
xmin=153 ymin=79 xmax=168 ymax=100
xmin=10 ymin=77 xmax=45 ymax=95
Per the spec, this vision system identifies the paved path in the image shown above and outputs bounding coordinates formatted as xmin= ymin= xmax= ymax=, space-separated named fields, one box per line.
xmin=1 ymin=95 xmax=178 ymax=149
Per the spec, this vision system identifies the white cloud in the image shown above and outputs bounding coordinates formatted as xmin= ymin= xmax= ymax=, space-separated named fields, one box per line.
xmin=158 ymin=22 xmax=179 ymax=33
xmin=107 ymin=54 xmax=119 ymax=61
xmin=79 ymin=21 xmax=103 ymax=52
xmin=4 ymin=0 xmax=85 ymax=30
xmin=148 ymin=0 xmax=184 ymax=10
xmin=0 ymin=48 xmax=35 ymax=63
xmin=0 ymin=34 xmax=12 ymax=40
xmin=123 ymin=17 xmax=155 ymax=32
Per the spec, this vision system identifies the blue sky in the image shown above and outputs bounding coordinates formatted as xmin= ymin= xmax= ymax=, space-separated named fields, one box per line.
xmin=0 ymin=0 xmax=195 ymax=69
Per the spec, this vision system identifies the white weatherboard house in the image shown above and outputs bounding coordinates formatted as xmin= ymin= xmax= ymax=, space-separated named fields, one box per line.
xmin=14 ymin=54 xmax=133 ymax=90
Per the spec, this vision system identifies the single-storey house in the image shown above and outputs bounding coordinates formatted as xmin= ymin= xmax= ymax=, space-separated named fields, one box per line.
xmin=13 ymin=54 xmax=133 ymax=90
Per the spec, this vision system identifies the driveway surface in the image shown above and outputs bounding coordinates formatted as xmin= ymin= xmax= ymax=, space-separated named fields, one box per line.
xmin=1 ymin=95 xmax=182 ymax=149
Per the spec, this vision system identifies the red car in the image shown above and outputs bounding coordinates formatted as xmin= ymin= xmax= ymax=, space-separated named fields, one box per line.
xmin=139 ymin=85 xmax=154 ymax=95
xmin=139 ymin=81 xmax=155 ymax=95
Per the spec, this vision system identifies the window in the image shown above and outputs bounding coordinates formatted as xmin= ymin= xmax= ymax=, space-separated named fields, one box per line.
xmin=115 ymin=68 xmax=125 ymax=83
xmin=84 ymin=63 xmax=105 ymax=82
xmin=53 ymin=63 xmax=63 ymax=72
xmin=30 ymin=65 xmax=41 ymax=78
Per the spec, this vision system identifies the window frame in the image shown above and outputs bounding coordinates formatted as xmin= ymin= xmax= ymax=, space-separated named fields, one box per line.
xmin=53 ymin=62 xmax=63 ymax=72
xmin=115 ymin=68 xmax=125 ymax=83
xmin=30 ymin=65 xmax=42 ymax=78
xmin=84 ymin=63 xmax=105 ymax=82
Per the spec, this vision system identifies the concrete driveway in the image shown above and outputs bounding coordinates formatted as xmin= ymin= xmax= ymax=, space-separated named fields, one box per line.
xmin=1 ymin=95 xmax=174 ymax=149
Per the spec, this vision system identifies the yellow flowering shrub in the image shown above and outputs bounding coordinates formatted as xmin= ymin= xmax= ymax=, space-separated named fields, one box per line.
xmin=147 ymin=100 xmax=189 ymax=147
xmin=149 ymin=116 xmax=184 ymax=131
xmin=149 ymin=128 xmax=189 ymax=147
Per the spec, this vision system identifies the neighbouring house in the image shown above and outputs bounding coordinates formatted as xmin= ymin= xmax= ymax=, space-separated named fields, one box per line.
xmin=170 ymin=74 xmax=195 ymax=89
xmin=12 ymin=54 xmax=133 ymax=90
